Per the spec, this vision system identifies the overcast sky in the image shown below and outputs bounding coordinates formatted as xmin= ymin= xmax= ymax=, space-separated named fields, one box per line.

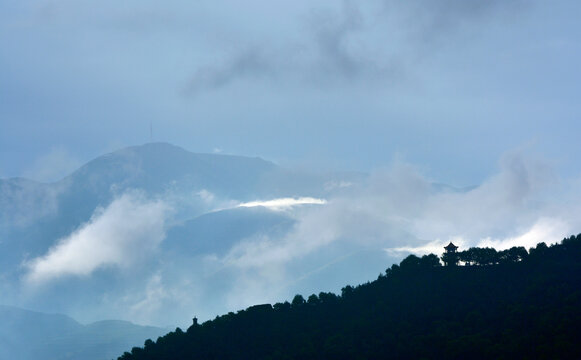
xmin=3 ymin=1 xmax=581 ymax=325
xmin=1 ymin=0 xmax=581 ymax=186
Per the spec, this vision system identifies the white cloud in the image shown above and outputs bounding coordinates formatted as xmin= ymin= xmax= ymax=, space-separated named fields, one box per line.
xmin=24 ymin=191 xmax=169 ymax=285
xmin=237 ymin=197 xmax=326 ymax=211
xmin=386 ymin=218 xmax=569 ymax=256
xmin=221 ymin=216 xmax=337 ymax=269
xmin=221 ymin=150 xmax=580 ymax=277
xmin=386 ymin=238 xmax=464 ymax=257
xmin=476 ymin=217 xmax=568 ymax=250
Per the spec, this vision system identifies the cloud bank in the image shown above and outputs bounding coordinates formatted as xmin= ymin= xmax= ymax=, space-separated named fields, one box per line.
xmin=24 ymin=192 xmax=169 ymax=285
xmin=209 ymin=149 xmax=581 ymax=312
xmin=13 ymin=149 xmax=581 ymax=326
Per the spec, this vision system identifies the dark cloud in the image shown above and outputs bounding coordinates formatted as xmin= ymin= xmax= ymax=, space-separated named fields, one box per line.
xmin=380 ymin=0 xmax=527 ymax=43
xmin=303 ymin=1 xmax=404 ymax=86
xmin=181 ymin=1 xmax=397 ymax=97
xmin=184 ymin=46 xmax=277 ymax=96
xmin=307 ymin=1 xmax=366 ymax=80
xmin=182 ymin=0 xmax=525 ymax=97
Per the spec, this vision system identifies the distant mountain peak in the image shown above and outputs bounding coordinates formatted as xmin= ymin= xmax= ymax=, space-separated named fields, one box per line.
xmin=62 ymin=142 xmax=277 ymax=194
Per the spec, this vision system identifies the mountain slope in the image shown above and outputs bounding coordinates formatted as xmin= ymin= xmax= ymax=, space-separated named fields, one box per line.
xmin=0 ymin=142 xmax=353 ymax=262
xmin=118 ymin=234 xmax=581 ymax=360
xmin=0 ymin=143 xmax=282 ymax=269
xmin=50 ymin=142 xmax=280 ymax=241
xmin=64 ymin=142 xmax=277 ymax=200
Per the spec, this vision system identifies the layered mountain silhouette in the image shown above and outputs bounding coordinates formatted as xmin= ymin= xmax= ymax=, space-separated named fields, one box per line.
xmin=0 ymin=143 xmax=366 ymax=358
xmin=0 ymin=305 xmax=166 ymax=360
xmin=2 ymin=143 xmax=278 ymax=258
xmin=0 ymin=142 xmax=482 ymax=359
xmin=0 ymin=143 xmax=358 ymax=271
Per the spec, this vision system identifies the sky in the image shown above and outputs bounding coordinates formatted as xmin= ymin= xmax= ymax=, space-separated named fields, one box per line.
xmin=1 ymin=0 xmax=581 ymax=186
xmin=2 ymin=0 xmax=581 ymax=326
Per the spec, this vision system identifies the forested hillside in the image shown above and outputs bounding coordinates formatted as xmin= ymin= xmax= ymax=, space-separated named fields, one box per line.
xmin=118 ymin=235 xmax=581 ymax=359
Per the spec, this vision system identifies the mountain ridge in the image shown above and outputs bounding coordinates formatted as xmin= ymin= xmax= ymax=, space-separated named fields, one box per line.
xmin=118 ymin=235 xmax=581 ymax=359
xmin=1 ymin=143 xmax=276 ymax=184
xmin=0 ymin=142 xmax=364 ymax=329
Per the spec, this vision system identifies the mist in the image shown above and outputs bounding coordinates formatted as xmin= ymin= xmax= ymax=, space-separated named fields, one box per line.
xmin=1 ymin=0 xmax=581 ymax=357
xmin=2 ymin=145 xmax=577 ymax=328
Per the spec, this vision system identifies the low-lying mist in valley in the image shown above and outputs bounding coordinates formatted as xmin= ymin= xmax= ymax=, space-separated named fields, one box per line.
xmin=1 ymin=143 xmax=580 ymax=330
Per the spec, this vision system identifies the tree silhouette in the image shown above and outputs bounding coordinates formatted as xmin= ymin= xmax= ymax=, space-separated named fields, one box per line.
xmin=291 ymin=294 xmax=305 ymax=307
xmin=118 ymin=234 xmax=581 ymax=360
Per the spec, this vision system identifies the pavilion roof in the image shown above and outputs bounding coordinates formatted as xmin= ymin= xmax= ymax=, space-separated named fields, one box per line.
xmin=444 ymin=242 xmax=458 ymax=250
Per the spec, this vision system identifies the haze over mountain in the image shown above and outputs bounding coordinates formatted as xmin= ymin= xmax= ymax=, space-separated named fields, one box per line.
xmin=2 ymin=1 xmax=581 ymax=359
xmin=1 ymin=142 xmax=370 ymax=325
xmin=0 ymin=305 xmax=166 ymax=360
xmin=2 ymin=141 xmax=580 ymax=333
